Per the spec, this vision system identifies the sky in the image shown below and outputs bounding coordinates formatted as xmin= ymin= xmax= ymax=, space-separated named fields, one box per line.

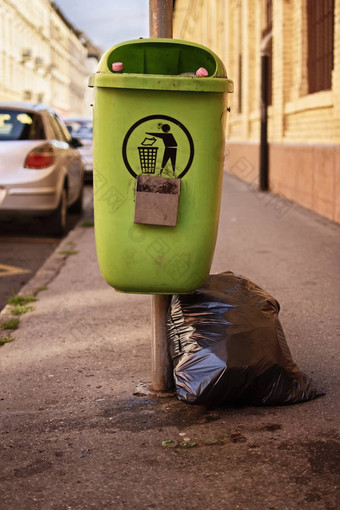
xmin=54 ymin=0 xmax=150 ymax=52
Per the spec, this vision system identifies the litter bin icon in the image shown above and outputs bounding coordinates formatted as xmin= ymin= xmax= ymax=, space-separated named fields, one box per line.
xmin=138 ymin=145 xmax=158 ymax=174
xmin=89 ymin=38 xmax=233 ymax=294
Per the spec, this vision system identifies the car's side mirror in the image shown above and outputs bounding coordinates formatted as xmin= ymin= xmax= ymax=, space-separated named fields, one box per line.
xmin=70 ymin=137 xmax=83 ymax=148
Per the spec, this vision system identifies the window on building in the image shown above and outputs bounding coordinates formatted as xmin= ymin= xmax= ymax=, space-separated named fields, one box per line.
xmin=307 ymin=0 xmax=334 ymax=94
xmin=23 ymin=90 xmax=32 ymax=101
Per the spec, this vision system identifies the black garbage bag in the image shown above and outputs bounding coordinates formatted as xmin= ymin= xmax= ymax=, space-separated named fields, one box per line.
xmin=167 ymin=271 xmax=324 ymax=406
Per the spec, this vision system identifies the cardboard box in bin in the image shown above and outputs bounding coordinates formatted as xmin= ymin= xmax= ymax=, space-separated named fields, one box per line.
xmin=134 ymin=175 xmax=180 ymax=227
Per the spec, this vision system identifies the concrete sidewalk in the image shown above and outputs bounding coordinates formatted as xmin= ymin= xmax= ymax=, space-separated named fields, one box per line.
xmin=0 ymin=173 xmax=339 ymax=510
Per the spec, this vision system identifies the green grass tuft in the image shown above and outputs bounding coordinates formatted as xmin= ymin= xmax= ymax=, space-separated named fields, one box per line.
xmin=58 ymin=250 xmax=78 ymax=256
xmin=7 ymin=294 xmax=37 ymax=306
xmin=0 ymin=336 xmax=14 ymax=346
xmin=1 ymin=318 xmax=19 ymax=330
xmin=35 ymin=286 xmax=48 ymax=293
xmin=80 ymin=221 xmax=94 ymax=228
xmin=11 ymin=305 xmax=34 ymax=316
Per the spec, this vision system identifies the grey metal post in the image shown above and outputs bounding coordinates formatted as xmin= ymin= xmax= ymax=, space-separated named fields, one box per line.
xmin=259 ymin=32 xmax=272 ymax=192
xmin=149 ymin=0 xmax=173 ymax=39
xmin=260 ymin=53 xmax=269 ymax=191
xmin=149 ymin=0 xmax=173 ymax=392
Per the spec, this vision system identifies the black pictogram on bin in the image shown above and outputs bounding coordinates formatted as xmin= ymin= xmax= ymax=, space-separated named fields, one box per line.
xmin=138 ymin=146 xmax=158 ymax=174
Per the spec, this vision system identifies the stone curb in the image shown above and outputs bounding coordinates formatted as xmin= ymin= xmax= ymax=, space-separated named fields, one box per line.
xmin=0 ymin=223 xmax=88 ymax=323
xmin=0 ymin=189 xmax=93 ymax=326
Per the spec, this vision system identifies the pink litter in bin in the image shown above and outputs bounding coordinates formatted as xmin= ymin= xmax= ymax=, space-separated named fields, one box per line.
xmin=196 ymin=67 xmax=209 ymax=77
xmin=112 ymin=62 xmax=124 ymax=72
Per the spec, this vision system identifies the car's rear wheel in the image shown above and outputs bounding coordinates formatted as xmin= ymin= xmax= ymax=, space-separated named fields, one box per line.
xmin=69 ymin=183 xmax=83 ymax=214
xmin=45 ymin=187 xmax=67 ymax=236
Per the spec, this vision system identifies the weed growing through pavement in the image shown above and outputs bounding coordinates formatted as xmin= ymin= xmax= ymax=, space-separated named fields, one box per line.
xmin=80 ymin=221 xmax=94 ymax=228
xmin=161 ymin=433 xmax=246 ymax=449
xmin=162 ymin=439 xmax=197 ymax=448
xmin=11 ymin=305 xmax=34 ymax=315
xmin=0 ymin=336 xmax=14 ymax=346
xmin=7 ymin=294 xmax=37 ymax=306
xmin=58 ymin=250 xmax=78 ymax=256
xmin=35 ymin=286 xmax=49 ymax=293
xmin=1 ymin=318 xmax=19 ymax=330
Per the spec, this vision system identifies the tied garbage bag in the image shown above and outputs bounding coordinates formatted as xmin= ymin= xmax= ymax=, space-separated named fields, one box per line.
xmin=167 ymin=271 xmax=324 ymax=406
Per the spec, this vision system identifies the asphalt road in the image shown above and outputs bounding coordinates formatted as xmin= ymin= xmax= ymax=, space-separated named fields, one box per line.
xmin=0 ymin=185 xmax=93 ymax=311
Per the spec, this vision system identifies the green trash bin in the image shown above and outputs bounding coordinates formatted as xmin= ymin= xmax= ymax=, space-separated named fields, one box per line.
xmin=89 ymin=38 xmax=233 ymax=294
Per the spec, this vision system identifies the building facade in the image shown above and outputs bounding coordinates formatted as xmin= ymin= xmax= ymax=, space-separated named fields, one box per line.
xmin=174 ymin=0 xmax=340 ymax=224
xmin=0 ymin=0 xmax=99 ymax=116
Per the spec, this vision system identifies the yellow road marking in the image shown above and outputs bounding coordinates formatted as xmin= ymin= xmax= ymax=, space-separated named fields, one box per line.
xmin=0 ymin=263 xmax=31 ymax=277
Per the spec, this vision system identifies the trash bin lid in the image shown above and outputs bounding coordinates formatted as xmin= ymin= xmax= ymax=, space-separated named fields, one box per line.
xmin=89 ymin=39 xmax=234 ymax=93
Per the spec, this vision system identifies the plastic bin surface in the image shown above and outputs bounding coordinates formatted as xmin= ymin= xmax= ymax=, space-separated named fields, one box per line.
xmin=89 ymin=38 xmax=233 ymax=294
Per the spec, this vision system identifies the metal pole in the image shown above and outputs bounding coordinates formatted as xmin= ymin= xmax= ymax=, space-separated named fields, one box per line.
xmin=149 ymin=0 xmax=173 ymax=392
xmin=259 ymin=53 xmax=269 ymax=191
xmin=259 ymin=32 xmax=272 ymax=192
xmin=151 ymin=294 xmax=173 ymax=391
xmin=149 ymin=0 xmax=173 ymax=39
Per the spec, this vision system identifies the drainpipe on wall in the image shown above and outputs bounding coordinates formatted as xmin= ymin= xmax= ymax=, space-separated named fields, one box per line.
xmin=259 ymin=31 xmax=272 ymax=191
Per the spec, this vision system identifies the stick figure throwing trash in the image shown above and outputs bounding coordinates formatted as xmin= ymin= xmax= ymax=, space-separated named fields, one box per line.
xmin=146 ymin=124 xmax=177 ymax=175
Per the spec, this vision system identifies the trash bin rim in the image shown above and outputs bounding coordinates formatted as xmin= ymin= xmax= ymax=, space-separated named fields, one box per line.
xmin=89 ymin=38 xmax=234 ymax=93
xmin=88 ymin=73 xmax=234 ymax=93
xmin=97 ymin=38 xmax=226 ymax=74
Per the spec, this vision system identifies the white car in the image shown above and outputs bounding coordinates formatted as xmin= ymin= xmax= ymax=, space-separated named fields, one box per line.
xmin=64 ymin=117 xmax=93 ymax=183
xmin=0 ymin=102 xmax=84 ymax=235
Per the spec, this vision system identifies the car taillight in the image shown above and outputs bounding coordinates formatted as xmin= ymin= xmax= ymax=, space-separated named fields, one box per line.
xmin=24 ymin=144 xmax=56 ymax=169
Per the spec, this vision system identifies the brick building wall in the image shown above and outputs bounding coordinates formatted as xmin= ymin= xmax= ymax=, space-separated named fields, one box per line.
xmin=173 ymin=0 xmax=340 ymax=223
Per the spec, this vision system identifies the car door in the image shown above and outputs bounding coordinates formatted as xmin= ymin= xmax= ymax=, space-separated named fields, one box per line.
xmin=50 ymin=114 xmax=83 ymax=205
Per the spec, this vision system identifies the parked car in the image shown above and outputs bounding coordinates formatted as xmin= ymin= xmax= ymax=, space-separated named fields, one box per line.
xmin=64 ymin=117 xmax=93 ymax=183
xmin=0 ymin=102 xmax=84 ymax=235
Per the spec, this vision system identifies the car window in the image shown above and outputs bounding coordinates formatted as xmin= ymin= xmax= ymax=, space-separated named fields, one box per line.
xmin=48 ymin=114 xmax=71 ymax=143
xmin=65 ymin=120 xmax=93 ymax=140
xmin=0 ymin=109 xmax=45 ymax=140
xmin=55 ymin=114 xmax=72 ymax=143
xmin=48 ymin=114 xmax=63 ymax=141
xmin=55 ymin=115 xmax=68 ymax=142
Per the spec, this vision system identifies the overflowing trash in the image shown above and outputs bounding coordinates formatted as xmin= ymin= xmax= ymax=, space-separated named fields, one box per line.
xmin=167 ymin=271 xmax=324 ymax=407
